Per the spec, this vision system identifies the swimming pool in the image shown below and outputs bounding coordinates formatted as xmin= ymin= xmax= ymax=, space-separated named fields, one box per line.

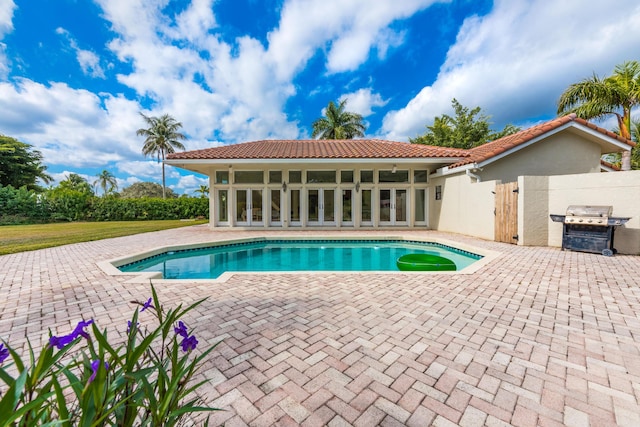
xmin=118 ymin=239 xmax=482 ymax=279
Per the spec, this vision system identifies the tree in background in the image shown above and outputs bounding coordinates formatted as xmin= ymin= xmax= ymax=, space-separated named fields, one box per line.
xmin=194 ymin=185 xmax=209 ymax=198
xmin=136 ymin=113 xmax=186 ymax=199
xmin=311 ymin=99 xmax=366 ymax=139
xmin=58 ymin=173 xmax=94 ymax=195
xmin=410 ymin=99 xmax=520 ymax=149
xmin=120 ymin=182 xmax=177 ymax=199
xmin=557 ymin=61 xmax=640 ymax=141
xmin=0 ymin=135 xmax=52 ymax=191
xmin=94 ymin=169 xmax=118 ymax=196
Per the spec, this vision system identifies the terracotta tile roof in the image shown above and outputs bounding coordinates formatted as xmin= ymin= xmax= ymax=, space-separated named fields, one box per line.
xmin=600 ymin=159 xmax=621 ymax=171
xmin=166 ymin=139 xmax=470 ymax=161
xmin=446 ymin=114 xmax=636 ymax=169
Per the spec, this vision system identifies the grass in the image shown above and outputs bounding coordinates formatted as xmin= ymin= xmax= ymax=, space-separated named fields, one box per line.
xmin=0 ymin=220 xmax=208 ymax=255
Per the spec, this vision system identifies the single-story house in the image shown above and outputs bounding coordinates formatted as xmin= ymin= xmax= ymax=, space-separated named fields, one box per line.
xmin=166 ymin=113 xmax=637 ymax=249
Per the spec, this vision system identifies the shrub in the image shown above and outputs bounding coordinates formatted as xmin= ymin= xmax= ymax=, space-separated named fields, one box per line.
xmin=0 ymin=285 xmax=220 ymax=426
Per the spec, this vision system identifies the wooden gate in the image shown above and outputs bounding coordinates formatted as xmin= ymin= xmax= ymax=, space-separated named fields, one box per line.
xmin=495 ymin=182 xmax=518 ymax=244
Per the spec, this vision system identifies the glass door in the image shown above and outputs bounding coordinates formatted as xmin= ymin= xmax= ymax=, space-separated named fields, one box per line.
xmin=361 ymin=189 xmax=372 ymax=226
xmin=379 ymin=188 xmax=408 ymax=226
xmin=342 ymin=189 xmax=353 ymax=225
xmin=236 ymin=189 xmax=263 ymax=226
xmin=270 ymin=189 xmax=282 ymax=225
xmin=307 ymin=188 xmax=336 ymax=226
xmin=289 ymin=189 xmax=301 ymax=226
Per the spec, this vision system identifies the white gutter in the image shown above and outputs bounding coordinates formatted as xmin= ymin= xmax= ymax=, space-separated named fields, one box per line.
xmin=466 ymin=168 xmax=481 ymax=182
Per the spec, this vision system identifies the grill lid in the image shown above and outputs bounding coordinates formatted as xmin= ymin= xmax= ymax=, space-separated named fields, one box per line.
xmin=565 ymin=205 xmax=612 ymax=225
xmin=566 ymin=205 xmax=612 ymax=217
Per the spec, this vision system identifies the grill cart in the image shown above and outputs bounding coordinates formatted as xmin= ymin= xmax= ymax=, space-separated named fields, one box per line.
xmin=550 ymin=205 xmax=630 ymax=256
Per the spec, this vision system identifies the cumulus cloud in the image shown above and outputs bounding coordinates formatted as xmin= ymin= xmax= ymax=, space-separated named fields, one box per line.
xmin=0 ymin=79 xmax=142 ymax=166
xmin=340 ymin=88 xmax=388 ymax=117
xmin=382 ymin=0 xmax=640 ymax=140
xmin=171 ymin=174 xmax=209 ymax=195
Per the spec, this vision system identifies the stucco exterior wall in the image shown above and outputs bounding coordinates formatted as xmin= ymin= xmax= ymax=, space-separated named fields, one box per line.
xmin=518 ymin=170 xmax=640 ymax=254
xmin=430 ymin=174 xmax=497 ymax=240
xmin=518 ymin=175 xmax=550 ymax=246
xmin=477 ymin=132 xmax=602 ymax=183
xmin=547 ymin=170 xmax=640 ymax=254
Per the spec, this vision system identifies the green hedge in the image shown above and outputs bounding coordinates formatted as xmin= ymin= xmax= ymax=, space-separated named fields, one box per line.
xmin=0 ymin=185 xmax=209 ymax=224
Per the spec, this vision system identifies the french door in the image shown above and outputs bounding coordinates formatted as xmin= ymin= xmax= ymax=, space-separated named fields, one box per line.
xmin=235 ymin=189 xmax=263 ymax=226
xmin=307 ymin=188 xmax=336 ymax=226
xmin=379 ymin=188 xmax=407 ymax=226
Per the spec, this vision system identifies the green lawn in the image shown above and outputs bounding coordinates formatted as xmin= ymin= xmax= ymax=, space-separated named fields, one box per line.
xmin=0 ymin=220 xmax=208 ymax=255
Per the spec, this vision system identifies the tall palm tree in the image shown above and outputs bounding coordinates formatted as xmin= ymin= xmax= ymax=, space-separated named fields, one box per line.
xmin=194 ymin=184 xmax=209 ymax=198
xmin=137 ymin=113 xmax=186 ymax=198
xmin=94 ymin=170 xmax=118 ymax=196
xmin=557 ymin=61 xmax=640 ymax=140
xmin=311 ymin=99 xmax=366 ymax=139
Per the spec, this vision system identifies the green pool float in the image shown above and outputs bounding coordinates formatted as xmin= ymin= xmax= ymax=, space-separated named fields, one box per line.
xmin=396 ymin=253 xmax=457 ymax=271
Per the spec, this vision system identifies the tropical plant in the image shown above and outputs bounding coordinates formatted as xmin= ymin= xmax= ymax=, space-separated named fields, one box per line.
xmin=311 ymin=99 xmax=366 ymax=139
xmin=0 ymin=135 xmax=52 ymax=191
xmin=194 ymin=185 xmax=209 ymax=198
xmin=120 ymin=182 xmax=177 ymax=199
xmin=0 ymin=285 xmax=220 ymax=425
xmin=557 ymin=60 xmax=640 ymax=140
xmin=136 ymin=113 xmax=186 ymax=199
xmin=410 ymin=99 xmax=520 ymax=148
xmin=94 ymin=170 xmax=118 ymax=196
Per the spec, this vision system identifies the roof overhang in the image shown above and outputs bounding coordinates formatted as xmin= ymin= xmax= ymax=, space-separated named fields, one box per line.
xmin=432 ymin=121 xmax=633 ymax=178
xmin=165 ymin=156 xmax=466 ymax=175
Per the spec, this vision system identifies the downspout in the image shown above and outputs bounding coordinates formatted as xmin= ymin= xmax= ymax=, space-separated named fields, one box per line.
xmin=466 ymin=169 xmax=481 ymax=182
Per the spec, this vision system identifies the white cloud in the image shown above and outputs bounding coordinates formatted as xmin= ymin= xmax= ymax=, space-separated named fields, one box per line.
xmin=0 ymin=79 xmax=142 ymax=166
xmin=171 ymin=174 xmax=209 ymax=195
xmin=340 ymin=88 xmax=388 ymax=117
xmin=0 ymin=0 xmax=16 ymax=78
xmin=56 ymin=27 xmax=106 ymax=78
xmin=382 ymin=0 xmax=640 ymax=140
xmin=116 ymin=160 xmax=163 ymax=178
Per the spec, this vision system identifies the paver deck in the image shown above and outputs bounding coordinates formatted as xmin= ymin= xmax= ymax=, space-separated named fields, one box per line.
xmin=1 ymin=226 xmax=639 ymax=426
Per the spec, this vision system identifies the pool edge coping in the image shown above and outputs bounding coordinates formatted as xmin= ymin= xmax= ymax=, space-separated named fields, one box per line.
xmin=98 ymin=235 xmax=501 ymax=284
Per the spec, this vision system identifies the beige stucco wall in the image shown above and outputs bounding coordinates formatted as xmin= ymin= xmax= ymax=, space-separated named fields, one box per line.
xmin=477 ymin=132 xmax=602 ymax=183
xmin=430 ymin=174 xmax=497 ymax=240
xmin=518 ymin=170 xmax=640 ymax=254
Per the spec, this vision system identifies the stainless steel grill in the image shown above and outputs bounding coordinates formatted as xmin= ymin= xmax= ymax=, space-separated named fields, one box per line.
xmin=550 ymin=205 xmax=630 ymax=256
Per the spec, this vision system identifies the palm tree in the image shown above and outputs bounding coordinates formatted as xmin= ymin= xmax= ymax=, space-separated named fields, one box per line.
xmin=94 ymin=170 xmax=118 ymax=196
xmin=557 ymin=61 xmax=640 ymax=140
xmin=194 ymin=184 xmax=209 ymax=198
xmin=311 ymin=99 xmax=366 ymax=139
xmin=136 ymin=113 xmax=186 ymax=198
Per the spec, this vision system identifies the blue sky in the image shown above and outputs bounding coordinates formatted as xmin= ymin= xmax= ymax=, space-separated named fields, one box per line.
xmin=1 ymin=0 xmax=639 ymax=195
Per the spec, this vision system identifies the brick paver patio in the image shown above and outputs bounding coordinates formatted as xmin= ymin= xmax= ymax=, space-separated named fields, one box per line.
xmin=1 ymin=226 xmax=639 ymax=426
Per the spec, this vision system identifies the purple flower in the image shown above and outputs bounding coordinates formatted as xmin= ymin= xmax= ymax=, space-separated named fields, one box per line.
xmin=88 ymin=359 xmax=109 ymax=383
xmin=127 ymin=320 xmax=139 ymax=333
xmin=49 ymin=320 xmax=94 ymax=350
xmin=0 ymin=343 xmax=9 ymax=364
xmin=174 ymin=321 xmax=188 ymax=338
xmin=180 ymin=335 xmax=198 ymax=352
xmin=141 ymin=298 xmax=154 ymax=312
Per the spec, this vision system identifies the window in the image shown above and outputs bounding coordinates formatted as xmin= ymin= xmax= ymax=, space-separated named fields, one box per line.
xmin=415 ymin=189 xmax=426 ymax=222
xmin=269 ymin=171 xmax=282 ymax=184
xmin=217 ymin=190 xmax=228 ymax=222
xmin=306 ymin=170 xmax=336 ymax=183
xmin=289 ymin=170 xmax=302 ymax=183
xmin=215 ymin=170 xmax=229 ymax=184
xmin=414 ymin=170 xmax=428 ymax=183
xmin=234 ymin=171 xmax=264 ymax=184
xmin=379 ymin=170 xmax=409 ymax=183
xmin=340 ymin=170 xmax=354 ymax=183
xmin=360 ymin=170 xmax=374 ymax=183
xmin=435 ymin=185 xmax=442 ymax=200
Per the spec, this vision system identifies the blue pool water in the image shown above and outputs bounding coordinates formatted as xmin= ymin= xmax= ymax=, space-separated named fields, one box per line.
xmin=118 ymin=239 xmax=482 ymax=279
